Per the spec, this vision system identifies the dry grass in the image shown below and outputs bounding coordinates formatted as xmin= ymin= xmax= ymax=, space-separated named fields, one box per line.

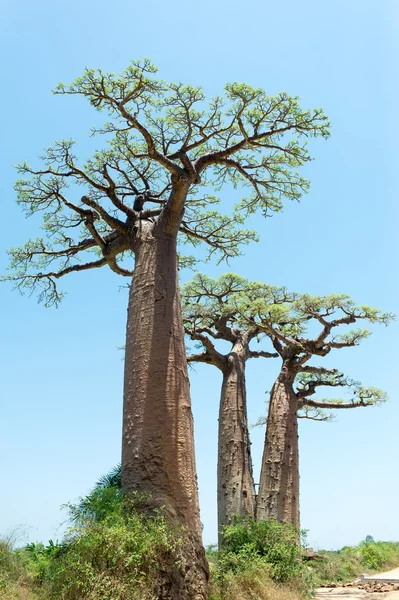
xmin=210 ymin=565 xmax=304 ymax=600
xmin=0 ymin=585 xmax=38 ymax=600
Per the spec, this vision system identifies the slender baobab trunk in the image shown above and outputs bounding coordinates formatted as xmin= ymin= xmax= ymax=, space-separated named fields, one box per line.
xmin=218 ymin=343 xmax=255 ymax=544
xmin=122 ymin=221 xmax=208 ymax=599
xmin=256 ymin=363 xmax=300 ymax=529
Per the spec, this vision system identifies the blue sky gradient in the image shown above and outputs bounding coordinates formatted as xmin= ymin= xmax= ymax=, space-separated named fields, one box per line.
xmin=0 ymin=0 xmax=397 ymax=549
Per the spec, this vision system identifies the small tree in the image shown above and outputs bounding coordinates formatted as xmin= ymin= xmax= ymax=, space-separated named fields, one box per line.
xmin=233 ymin=289 xmax=393 ymax=527
xmin=2 ymin=60 xmax=329 ymax=598
xmin=182 ymin=274 xmax=277 ymax=543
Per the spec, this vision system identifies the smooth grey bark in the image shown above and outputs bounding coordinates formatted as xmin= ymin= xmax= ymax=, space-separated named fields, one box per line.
xmin=218 ymin=343 xmax=256 ymax=544
xmin=256 ymin=362 xmax=300 ymax=529
xmin=122 ymin=220 xmax=208 ymax=599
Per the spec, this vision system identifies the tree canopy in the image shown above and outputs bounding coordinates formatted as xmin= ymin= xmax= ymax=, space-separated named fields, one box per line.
xmin=182 ymin=273 xmax=278 ymax=366
xmin=230 ymin=286 xmax=393 ymax=416
xmin=183 ymin=273 xmax=393 ymax=417
xmin=3 ymin=59 xmax=329 ymax=305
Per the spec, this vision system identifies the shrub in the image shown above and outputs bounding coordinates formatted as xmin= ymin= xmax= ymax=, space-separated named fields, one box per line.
xmin=210 ymin=562 xmax=304 ymax=600
xmin=0 ymin=536 xmax=35 ymax=599
xmin=310 ymin=539 xmax=399 ymax=584
xmin=359 ymin=540 xmax=399 ymax=571
xmin=26 ymin=488 xmax=184 ymax=600
xmin=210 ymin=518 xmax=315 ymax=598
xmin=310 ymin=548 xmax=361 ymax=584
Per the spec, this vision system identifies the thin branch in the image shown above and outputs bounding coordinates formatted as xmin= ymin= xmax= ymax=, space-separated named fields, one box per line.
xmin=297 ymin=406 xmax=333 ymax=422
xmin=117 ymin=102 xmax=185 ymax=178
xmin=80 ymin=195 xmax=128 ymax=233
xmin=102 ymin=165 xmax=136 ymax=218
xmin=195 ymin=123 xmax=303 ymax=172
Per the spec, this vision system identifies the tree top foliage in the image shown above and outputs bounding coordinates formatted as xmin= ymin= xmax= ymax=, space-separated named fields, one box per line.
xmin=182 ymin=273 xmax=392 ymax=411
xmin=254 ymin=368 xmax=388 ymax=424
xmin=182 ymin=273 xmax=393 ymax=351
xmin=182 ymin=272 xmax=260 ymax=339
xmin=232 ymin=288 xmax=394 ymax=358
xmin=3 ymin=59 xmax=330 ymax=306
xmin=182 ymin=273 xmax=279 ymax=366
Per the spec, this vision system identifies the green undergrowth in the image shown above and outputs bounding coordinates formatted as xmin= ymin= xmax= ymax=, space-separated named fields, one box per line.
xmin=310 ymin=537 xmax=399 ymax=584
xmin=209 ymin=565 xmax=305 ymax=600
xmin=1 ymin=504 xmax=313 ymax=600
xmin=1 ymin=488 xmax=184 ymax=600
xmin=2 ymin=482 xmax=399 ymax=599
xmin=0 ymin=537 xmax=37 ymax=599
xmin=208 ymin=518 xmax=314 ymax=599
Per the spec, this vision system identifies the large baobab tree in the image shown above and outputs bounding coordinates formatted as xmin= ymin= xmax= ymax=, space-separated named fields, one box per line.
xmin=182 ymin=274 xmax=277 ymax=543
xmin=234 ymin=290 xmax=393 ymax=529
xmin=2 ymin=60 xmax=329 ymax=598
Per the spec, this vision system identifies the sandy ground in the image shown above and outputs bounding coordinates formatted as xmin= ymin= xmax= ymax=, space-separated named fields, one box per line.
xmin=316 ymin=569 xmax=399 ymax=600
xmin=317 ymin=588 xmax=399 ymax=600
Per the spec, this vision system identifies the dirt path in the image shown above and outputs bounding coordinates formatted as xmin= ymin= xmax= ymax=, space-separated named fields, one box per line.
xmin=317 ymin=587 xmax=399 ymax=600
xmin=316 ymin=568 xmax=399 ymax=600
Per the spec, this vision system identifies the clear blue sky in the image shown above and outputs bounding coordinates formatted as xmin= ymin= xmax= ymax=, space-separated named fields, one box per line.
xmin=0 ymin=0 xmax=397 ymax=549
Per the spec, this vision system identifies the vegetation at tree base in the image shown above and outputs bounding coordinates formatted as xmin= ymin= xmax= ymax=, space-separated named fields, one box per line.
xmin=1 ymin=470 xmax=399 ymax=599
xmin=3 ymin=499 xmax=399 ymax=600
xmin=1 ymin=489 xmax=187 ymax=600
xmin=211 ymin=518 xmax=312 ymax=590
xmin=0 ymin=491 xmax=313 ymax=600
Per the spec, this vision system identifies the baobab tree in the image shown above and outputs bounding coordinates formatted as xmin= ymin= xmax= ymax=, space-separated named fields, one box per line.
xmin=2 ymin=60 xmax=330 ymax=598
xmin=182 ymin=273 xmax=277 ymax=543
xmin=233 ymin=289 xmax=393 ymax=529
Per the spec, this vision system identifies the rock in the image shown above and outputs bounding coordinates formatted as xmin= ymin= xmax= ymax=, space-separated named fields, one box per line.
xmin=380 ymin=585 xmax=394 ymax=592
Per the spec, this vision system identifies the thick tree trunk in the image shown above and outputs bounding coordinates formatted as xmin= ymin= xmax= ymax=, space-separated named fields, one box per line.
xmin=218 ymin=345 xmax=255 ymax=544
xmin=122 ymin=221 xmax=208 ymax=599
xmin=256 ymin=364 xmax=300 ymax=529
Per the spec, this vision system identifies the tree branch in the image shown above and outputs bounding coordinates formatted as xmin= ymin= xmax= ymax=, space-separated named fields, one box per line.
xmin=297 ymin=406 xmax=333 ymax=422
xmin=249 ymin=350 xmax=279 ymax=359
xmin=101 ymin=165 xmax=136 ymax=218
xmin=298 ymin=366 xmax=340 ymax=376
xmin=195 ymin=124 xmax=304 ymax=172
xmin=184 ymin=329 xmax=226 ymax=370
xmin=80 ymin=195 xmax=128 ymax=233
xmin=186 ymin=351 xmax=220 ymax=367
xmin=117 ymin=103 xmax=186 ymax=178
xmin=300 ymin=398 xmax=374 ymax=410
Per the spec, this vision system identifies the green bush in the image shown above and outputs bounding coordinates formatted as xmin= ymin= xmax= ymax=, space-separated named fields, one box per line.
xmin=0 ymin=537 xmax=36 ymax=599
xmin=25 ymin=488 xmax=184 ymax=600
xmin=210 ymin=518 xmax=314 ymax=598
xmin=310 ymin=539 xmax=399 ymax=584
xmin=310 ymin=548 xmax=361 ymax=584
xmin=359 ymin=540 xmax=399 ymax=571
xmin=209 ymin=561 xmax=304 ymax=600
